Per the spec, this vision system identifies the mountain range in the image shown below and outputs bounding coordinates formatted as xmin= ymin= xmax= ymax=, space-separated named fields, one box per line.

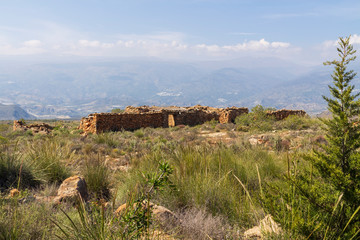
xmin=0 ymin=103 xmax=35 ymax=120
xmin=0 ymin=57 xmax=358 ymax=119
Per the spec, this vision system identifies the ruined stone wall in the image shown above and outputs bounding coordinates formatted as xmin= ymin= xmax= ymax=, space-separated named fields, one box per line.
xmin=84 ymin=112 xmax=166 ymax=133
xmin=171 ymin=111 xmax=219 ymax=126
xmin=267 ymin=109 xmax=306 ymax=120
xmin=219 ymin=107 xmax=249 ymax=123
xmin=13 ymin=120 xmax=54 ymax=134
xmin=79 ymin=115 xmax=97 ymax=133
xmin=79 ymin=105 xmax=249 ymax=134
xmin=79 ymin=106 xmax=308 ymax=134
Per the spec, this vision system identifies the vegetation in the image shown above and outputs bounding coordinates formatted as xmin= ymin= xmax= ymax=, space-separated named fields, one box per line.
xmin=111 ymin=108 xmax=125 ymax=114
xmin=264 ymin=36 xmax=360 ymax=239
xmin=0 ymin=111 xmax=322 ymax=239
xmin=235 ymin=105 xmax=320 ymax=132
xmin=0 ymin=36 xmax=358 ymax=240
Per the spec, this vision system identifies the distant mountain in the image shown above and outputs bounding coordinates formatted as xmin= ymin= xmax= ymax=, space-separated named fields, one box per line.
xmin=0 ymin=104 xmax=35 ymax=120
xmin=0 ymin=58 xmax=358 ymax=118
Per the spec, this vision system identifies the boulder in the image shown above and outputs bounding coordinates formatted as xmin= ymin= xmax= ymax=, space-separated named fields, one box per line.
xmin=244 ymin=215 xmax=281 ymax=239
xmin=54 ymin=176 xmax=88 ymax=203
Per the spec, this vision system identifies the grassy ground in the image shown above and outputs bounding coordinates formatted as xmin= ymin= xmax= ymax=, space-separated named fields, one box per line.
xmin=0 ymin=116 xmax=325 ymax=239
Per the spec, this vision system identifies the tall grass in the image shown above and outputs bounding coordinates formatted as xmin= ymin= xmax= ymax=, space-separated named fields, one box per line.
xmin=24 ymin=138 xmax=72 ymax=185
xmin=0 ymin=144 xmax=40 ymax=191
xmin=0 ymin=197 xmax=61 ymax=239
xmin=83 ymin=155 xmax=111 ymax=200
xmin=118 ymin=143 xmax=287 ymax=230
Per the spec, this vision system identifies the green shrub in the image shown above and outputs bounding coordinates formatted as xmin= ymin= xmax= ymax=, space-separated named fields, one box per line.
xmin=93 ymin=133 xmax=119 ymax=148
xmin=111 ymin=108 xmax=124 ymax=113
xmin=25 ymin=139 xmax=72 ymax=185
xmin=134 ymin=129 xmax=145 ymax=138
xmin=0 ymin=147 xmax=40 ymax=191
xmin=235 ymin=105 xmax=276 ymax=132
xmin=264 ymin=36 xmax=360 ymax=239
xmin=83 ymin=156 xmax=111 ymax=200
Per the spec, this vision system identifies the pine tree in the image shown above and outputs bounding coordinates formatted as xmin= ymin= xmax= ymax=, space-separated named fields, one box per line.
xmin=302 ymin=36 xmax=360 ymax=238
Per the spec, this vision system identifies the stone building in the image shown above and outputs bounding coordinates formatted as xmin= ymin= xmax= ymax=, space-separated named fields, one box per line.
xmin=79 ymin=105 xmax=249 ymax=134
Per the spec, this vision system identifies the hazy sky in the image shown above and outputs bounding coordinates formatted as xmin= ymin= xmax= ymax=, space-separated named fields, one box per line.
xmin=0 ymin=0 xmax=359 ymax=64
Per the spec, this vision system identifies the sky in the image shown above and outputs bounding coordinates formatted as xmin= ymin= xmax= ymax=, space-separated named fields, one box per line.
xmin=0 ymin=0 xmax=359 ymax=65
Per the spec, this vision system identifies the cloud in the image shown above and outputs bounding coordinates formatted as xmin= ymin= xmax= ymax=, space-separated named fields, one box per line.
xmin=0 ymin=25 xmax=294 ymax=60
xmin=67 ymin=37 xmax=292 ymax=59
xmin=222 ymin=39 xmax=290 ymax=51
xmin=23 ymin=40 xmax=42 ymax=47
xmin=315 ymin=34 xmax=360 ymax=62
xmin=350 ymin=34 xmax=360 ymax=44
xmin=321 ymin=34 xmax=360 ymax=49
xmin=78 ymin=40 xmax=100 ymax=47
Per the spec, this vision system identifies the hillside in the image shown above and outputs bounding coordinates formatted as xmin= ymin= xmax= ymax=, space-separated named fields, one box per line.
xmin=0 ymin=113 xmax=324 ymax=239
xmin=0 ymin=103 xmax=35 ymax=120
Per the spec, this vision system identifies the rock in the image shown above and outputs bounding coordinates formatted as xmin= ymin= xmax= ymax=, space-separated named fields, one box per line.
xmin=104 ymin=155 xmax=130 ymax=171
xmin=142 ymin=230 xmax=176 ymax=240
xmin=115 ymin=202 xmax=179 ymax=229
xmin=54 ymin=176 xmax=88 ymax=203
xmin=313 ymin=135 xmax=328 ymax=145
xmin=244 ymin=226 xmax=262 ymax=239
xmin=279 ymin=139 xmax=291 ymax=151
xmin=249 ymin=135 xmax=270 ymax=147
xmin=9 ymin=188 xmax=20 ymax=197
xmin=244 ymin=215 xmax=281 ymax=239
xmin=249 ymin=137 xmax=260 ymax=146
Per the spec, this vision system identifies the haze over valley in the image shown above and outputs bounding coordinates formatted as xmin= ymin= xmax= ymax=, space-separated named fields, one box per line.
xmin=1 ymin=57 xmax=359 ymax=119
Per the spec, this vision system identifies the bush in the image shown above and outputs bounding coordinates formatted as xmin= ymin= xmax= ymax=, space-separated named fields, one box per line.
xmin=0 ymin=147 xmax=40 ymax=191
xmin=83 ymin=155 xmax=111 ymax=200
xmin=93 ymin=133 xmax=119 ymax=148
xmin=25 ymin=139 xmax=71 ymax=185
xmin=134 ymin=129 xmax=145 ymax=138
xmin=111 ymin=108 xmax=124 ymax=113
xmin=235 ymin=105 xmax=276 ymax=132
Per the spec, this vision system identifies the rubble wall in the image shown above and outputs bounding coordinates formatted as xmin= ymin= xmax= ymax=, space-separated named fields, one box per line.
xmin=219 ymin=108 xmax=249 ymax=123
xmin=13 ymin=120 xmax=54 ymax=134
xmin=267 ymin=109 xmax=306 ymax=120
xmin=79 ymin=106 xmax=249 ymax=134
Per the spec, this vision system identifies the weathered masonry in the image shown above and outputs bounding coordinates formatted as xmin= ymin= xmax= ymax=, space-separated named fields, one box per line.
xmin=266 ymin=109 xmax=306 ymax=120
xmin=79 ymin=105 xmax=249 ymax=134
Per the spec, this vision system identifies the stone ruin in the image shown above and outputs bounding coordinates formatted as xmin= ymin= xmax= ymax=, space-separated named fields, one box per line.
xmin=13 ymin=120 xmax=54 ymax=134
xmin=79 ymin=105 xmax=249 ymax=134
xmin=266 ymin=109 xmax=306 ymax=120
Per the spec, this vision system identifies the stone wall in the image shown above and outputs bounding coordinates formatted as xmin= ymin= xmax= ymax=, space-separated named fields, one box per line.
xmin=219 ymin=107 xmax=249 ymax=123
xmin=79 ymin=105 xmax=248 ymax=134
xmin=95 ymin=112 xmax=166 ymax=132
xmin=13 ymin=120 xmax=54 ymax=134
xmin=79 ymin=112 xmax=166 ymax=134
xmin=266 ymin=109 xmax=307 ymax=120
xmin=79 ymin=106 xmax=306 ymax=134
